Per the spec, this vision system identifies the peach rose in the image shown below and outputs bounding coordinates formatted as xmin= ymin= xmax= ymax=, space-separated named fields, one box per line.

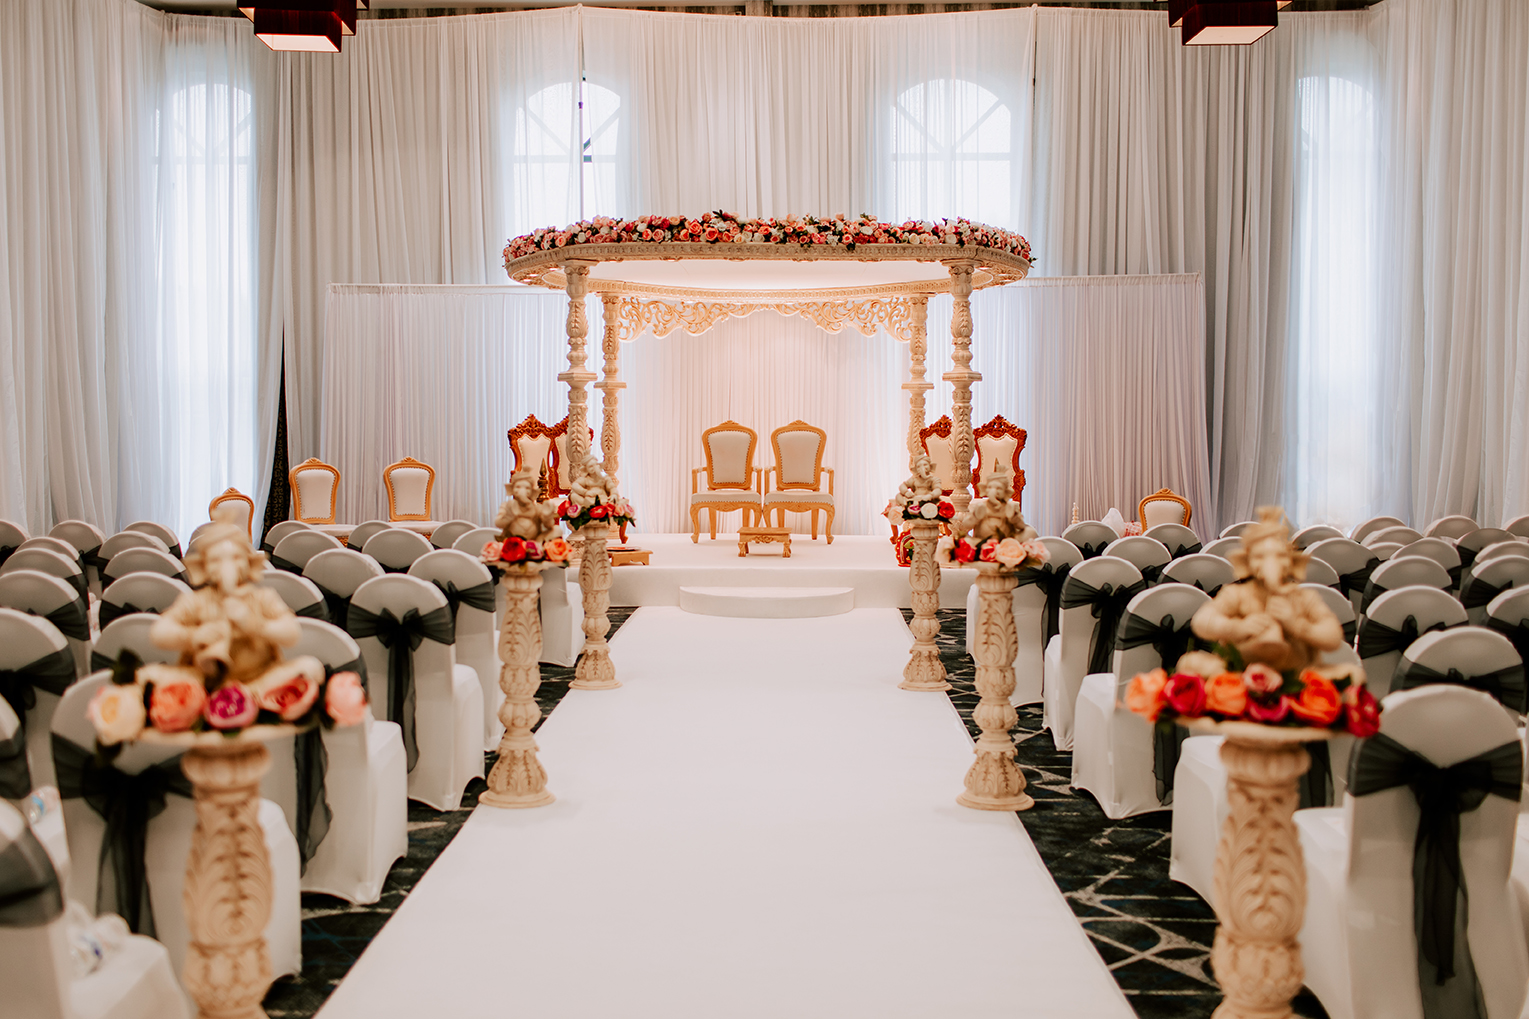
xmin=89 ymin=683 xmax=147 ymax=745
xmin=1125 ymin=668 xmax=1170 ymax=722
xmin=481 ymin=541 xmax=502 ymax=563
xmin=253 ymin=658 xmax=323 ymax=722
xmin=543 ymin=538 xmax=570 ymax=562
xmin=1290 ymin=670 xmax=1342 ymax=727
xmin=325 ymin=671 xmax=368 ymax=727
xmin=1205 ymin=672 xmax=1248 ymax=717
xmin=993 ymin=537 xmax=1029 ymax=567
xmin=1242 ymin=663 xmax=1284 ymax=696
xmin=144 ymin=667 xmax=207 ymax=733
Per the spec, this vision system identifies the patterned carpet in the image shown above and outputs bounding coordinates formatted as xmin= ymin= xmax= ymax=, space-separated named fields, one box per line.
xmin=264 ymin=604 xmax=1328 ymax=1019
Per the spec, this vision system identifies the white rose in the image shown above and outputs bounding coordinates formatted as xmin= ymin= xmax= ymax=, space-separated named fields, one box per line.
xmin=920 ymin=502 xmax=939 ymax=519
xmin=89 ymin=683 xmax=147 ymax=745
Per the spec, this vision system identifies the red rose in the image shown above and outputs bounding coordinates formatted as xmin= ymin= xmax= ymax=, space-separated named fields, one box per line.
xmin=1163 ymin=673 xmax=1208 ymax=718
xmin=979 ymin=543 xmax=997 ymax=562
xmin=588 ymin=504 xmax=608 ymax=519
xmin=558 ymin=500 xmax=572 ymax=516
xmin=1245 ymin=696 xmax=1292 ymax=724
xmin=500 ymin=537 xmax=527 ymax=562
xmin=954 ymin=541 xmax=977 ymax=563
xmin=937 ymin=501 xmax=954 ymax=520
xmin=1343 ymin=684 xmax=1382 ymax=738
xmin=704 ymin=227 xmax=720 ymax=242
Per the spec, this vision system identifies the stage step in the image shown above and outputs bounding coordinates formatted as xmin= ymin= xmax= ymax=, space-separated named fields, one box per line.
xmin=678 ymin=586 xmax=855 ymax=619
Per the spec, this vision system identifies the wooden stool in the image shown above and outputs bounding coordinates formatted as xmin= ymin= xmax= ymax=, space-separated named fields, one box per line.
xmin=738 ymin=527 xmax=792 ymax=558
xmin=609 ymin=546 xmax=651 ymax=567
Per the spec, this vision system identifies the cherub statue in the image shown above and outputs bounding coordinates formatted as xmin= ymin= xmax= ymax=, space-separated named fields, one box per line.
xmin=897 ymin=454 xmax=942 ymax=506
xmin=494 ymin=466 xmax=562 ymax=544
xmin=1191 ymin=506 xmax=1345 ymax=673
xmin=951 ymin=466 xmax=1037 ymax=545
xmin=150 ymin=507 xmax=320 ymax=688
xmin=569 ymin=456 xmax=619 ymax=509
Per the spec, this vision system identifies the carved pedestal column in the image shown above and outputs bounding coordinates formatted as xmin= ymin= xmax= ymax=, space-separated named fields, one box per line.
xmin=1208 ymin=730 xmax=1318 ymax=1019
xmin=481 ymin=565 xmax=554 ymax=808
xmin=958 ymin=563 xmax=1033 ymax=810
xmin=943 ymin=260 xmax=981 ymax=516
xmin=902 ymin=295 xmax=932 ymax=468
xmin=572 ymin=522 xmax=618 ymax=690
xmin=180 ymin=740 xmax=276 ymax=1019
xmin=901 ymin=519 xmax=948 ymax=692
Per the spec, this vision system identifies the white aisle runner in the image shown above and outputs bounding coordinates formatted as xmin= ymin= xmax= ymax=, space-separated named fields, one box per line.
xmin=315 ymin=608 xmax=1133 ymax=1019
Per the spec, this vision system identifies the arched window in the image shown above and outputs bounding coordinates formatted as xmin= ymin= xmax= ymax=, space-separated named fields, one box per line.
xmin=891 ymin=79 xmax=1013 ymax=226
xmin=510 ymin=79 xmax=621 ymax=230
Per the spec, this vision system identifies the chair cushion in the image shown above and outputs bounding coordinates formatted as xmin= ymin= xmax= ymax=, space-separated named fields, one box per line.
xmin=776 ymin=430 xmax=824 ymax=487
xmin=764 ymin=491 xmax=834 ymax=506
xmin=294 ymin=469 xmax=337 ymax=521
xmin=389 ymin=467 xmax=431 ymax=517
xmin=691 ymin=491 xmax=762 ymax=505
xmin=513 ymin=434 xmax=553 ymax=478
xmin=977 ymin=433 xmax=1018 ymax=485
xmin=553 ymin=435 xmax=572 ymax=489
xmin=924 ymin=433 xmax=958 ymax=492
xmin=705 ymin=430 xmax=753 ymax=487
xmin=1143 ymin=499 xmax=1189 ymax=528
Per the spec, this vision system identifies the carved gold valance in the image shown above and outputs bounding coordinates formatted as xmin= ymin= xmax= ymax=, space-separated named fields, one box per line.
xmin=614 ymin=295 xmax=928 ymax=343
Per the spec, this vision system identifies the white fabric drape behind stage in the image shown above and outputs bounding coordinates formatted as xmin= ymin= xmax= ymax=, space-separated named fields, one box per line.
xmin=322 ymin=274 xmax=1207 ymax=538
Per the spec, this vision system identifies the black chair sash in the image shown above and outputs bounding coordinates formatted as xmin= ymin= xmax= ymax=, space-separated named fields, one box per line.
xmin=98 ymin=600 xmax=162 ymax=631
xmin=1138 ymin=562 xmax=1166 ymax=585
xmin=1342 ymin=618 xmax=1358 ymax=645
xmin=1076 ymin=539 xmax=1110 ymax=560
xmin=1446 ymin=564 xmax=1463 ymax=589
xmin=1117 ymin=611 xmax=1202 ymax=805
xmin=314 ymin=584 xmax=354 ymax=631
xmin=0 ymin=648 xmax=78 ymax=789
xmin=1061 ymin=577 xmax=1147 ymax=676
xmin=378 ymin=562 xmax=413 ymax=575
xmin=1014 ymin=563 xmax=1071 ymax=644
xmin=346 ymin=604 xmax=454 ymax=772
xmin=1457 ymin=545 xmax=1481 ymax=571
xmin=0 ymin=823 xmax=64 ymax=928
xmin=1336 ymin=561 xmax=1378 ymax=602
xmin=293 ymin=656 xmax=364 ymax=874
xmin=1359 ymin=580 xmax=1392 ymax=614
xmin=268 ymin=554 xmax=303 ymax=575
xmin=1357 ymin=615 xmax=1447 ymax=660
xmin=79 ymin=545 xmax=108 ymax=578
xmin=431 ymin=579 xmax=497 ymax=628
xmin=1177 ymin=578 xmax=1225 ymax=599
xmin=1300 ymin=742 xmax=1334 ymax=809
xmin=1460 ymin=575 xmax=1511 ymax=611
xmin=26 ymin=600 xmax=89 ymax=643
xmin=1168 ymin=541 xmax=1203 ymax=560
xmin=57 ymin=570 xmax=89 ymax=604
xmin=0 ymin=726 xmax=29 ymax=799
xmin=1395 ymin=660 xmax=1527 ymax=714
xmin=53 ymin=733 xmax=192 ymax=936
xmin=0 ymin=544 xmax=16 ymax=569
xmin=1486 ymin=616 xmax=1529 ymax=675
xmin=1349 ymin=733 xmax=1521 ymax=1010
xmin=293 ymin=600 xmax=329 ymax=622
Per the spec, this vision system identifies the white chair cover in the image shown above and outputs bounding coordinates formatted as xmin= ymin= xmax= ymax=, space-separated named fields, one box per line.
xmin=1358 ymin=586 xmax=1469 ymax=698
xmin=429 ymin=520 xmax=478 ymax=551
xmin=1477 ymin=541 xmax=1529 ymax=566
xmin=451 ymin=528 xmax=499 ymax=556
xmin=1142 ymin=523 xmax=1201 ymax=559
xmin=0 ymin=570 xmax=92 ymax=679
xmin=965 ymin=536 xmax=1082 ymax=706
xmin=1309 ymin=537 xmax=1383 ymax=615
xmin=1219 ymin=520 xmax=1255 ymax=539
xmin=270 ymin=531 xmax=344 ymax=576
xmin=1459 ymin=528 xmax=1519 ymax=569
xmin=284 ymin=619 xmax=408 ymax=904
xmin=98 ymin=574 xmax=190 ymax=633
xmin=1201 ymin=536 xmax=1242 ymax=561
xmin=538 ymin=569 xmax=586 ymax=669
xmin=349 ymin=576 xmax=483 ymax=811
xmin=0 ymin=800 xmax=190 ymax=1019
xmin=409 ymin=550 xmax=502 ymax=751
xmin=52 ymin=673 xmax=303 ymax=981
xmin=1 ymin=549 xmax=88 ymax=615
xmin=49 ymin=521 xmax=107 ymax=597
xmin=1394 ymin=537 xmax=1464 ymax=589
xmin=1503 ymin=516 xmax=1529 ymax=540
xmin=1350 ymin=515 xmax=1408 ymax=542
xmin=1040 ymin=556 xmax=1144 ymax=751
xmin=1485 ymin=589 xmax=1529 ymax=711
xmin=98 ymin=533 xmax=166 ymax=564
xmin=1368 ymin=525 xmax=1425 ymax=547
xmin=1424 ymin=514 xmax=1478 ymax=540
xmin=123 ymin=521 xmax=182 ymax=558
xmin=1298 ymin=685 xmax=1528 ymax=1019
xmin=0 ymin=609 xmax=77 ymax=796
xmin=344 ymin=521 xmax=394 ymax=554
xmin=302 ymin=549 xmax=384 ymax=636
xmin=1102 ymin=535 xmax=1171 ymax=584
xmin=101 ymin=549 xmax=184 ymax=586
xmin=1394 ymin=626 xmax=1525 ymax=720
xmin=1293 ymin=524 xmax=1345 ymax=549
xmin=361 ymin=529 xmax=433 ymax=575
xmin=1363 ymin=556 xmax=1452 ymax=615
xmin=20 ymin=537 xmax=86 ymax=561
xmin=259 ymin=571 xmax=329 ymax=622
xmin=1160 ymin=553 xmax=1235 ymax=596
xmin=91 ymin=616 xmax=179 ymax=672
xmin=261 ymin=520 xmax=312 ymax=553
xmin=1369 ymin=541 xmax=1404 ymax=562
xmin=1462 ymin=556 xmax=1529 ymax=625
xmin=1072 ymin=583 xmax=1209 ymax=819
xmin=1060 ymin=521 xmax=1118 ymax=559
xmin=1303 ymin=557 xmax=1341 ymax=589
xmin=0 ymin=519 xmax=27 ymax=557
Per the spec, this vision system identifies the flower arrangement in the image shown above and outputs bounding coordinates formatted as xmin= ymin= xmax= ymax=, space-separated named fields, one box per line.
xmin=896 ymin=495 xmax=956 ymax=524
xmin=88 ymin=653 xmax=368 ymax=747
xmin=481 ymin=536 xmax=572 ymax=572
xmin=559 ymin=495 xmax=636 ymax=534
xmin=937 ymin=534 xmax=1051 ymax=570
xmin=504 ymin=212 xmax=1033 ymax=268
xmin=1124 ymin=647 xmax=1381 ymax=737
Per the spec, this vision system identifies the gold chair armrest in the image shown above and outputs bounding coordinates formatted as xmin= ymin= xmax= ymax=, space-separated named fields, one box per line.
xmin=691 ymin=467 xmax=702 ymax=494
xmin=824 ymin=467 xmax=835 ymax=495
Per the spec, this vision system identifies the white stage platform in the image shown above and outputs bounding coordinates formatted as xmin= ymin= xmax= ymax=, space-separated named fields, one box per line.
xmin=314 ymin=608 xmax=1132 ymax=1019
xmin=610 ymin=533 xmax=974 ymax=609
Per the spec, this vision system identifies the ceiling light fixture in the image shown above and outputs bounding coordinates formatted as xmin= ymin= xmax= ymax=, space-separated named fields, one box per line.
xmin=243 ymin=1 xmax=367 ymax=52
xmin=1165 ymin=0 xmax=1289 ymax=43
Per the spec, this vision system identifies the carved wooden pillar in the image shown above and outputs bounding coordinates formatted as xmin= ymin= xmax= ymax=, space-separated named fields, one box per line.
xmin=900 ymin=519 xmax=948 ymax=692
xmin=902 ymin=295 xmax=932 ymax=469
xmin=571 ymin=522 xmax=618 ymax=690
xmin=957 ymin=563 xmax=1033 ymax=811
xmin=180 ymin=740 xmax=276 ymax=1019
xmin=559 ymin=261 xmax=596 ymax=470
xmin=943 ymin=260 xmax=981 ymax=515
xmin=481 ymin=565 xmax=554 ymax=808
xmin=1209 ymin=733 xmax=1316 ymax=1019
xmin=595 ymin=294 xmax=626 ymax=482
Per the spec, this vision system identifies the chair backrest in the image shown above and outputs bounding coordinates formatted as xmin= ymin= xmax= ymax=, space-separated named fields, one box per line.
xmin=0 ymin=608 xmax=71 ymax=672
xmin=1368 ymin=542 xmax=1403 ymax=561
xmin=260 ymin=571 xmax=328 ymax=618
xmin=348 ymin=574 xmax=454 ymax=709
xmin=1301 ymin=557 xmax=1340 ymax=588
xmin=453 ymin=528 xmax=500 ymax=555
xmin=408 ymin=549 xmax=494 ymax=599
xmin=289 ymin=458 xmax=341 ymax=524
xmin=1344 ymin=684 xmax=1527 ymax=1019
xmin=0 ymin=549 xmax=85 ymax=596
xmin=272 ymin=530 xmax=344 ymax=573
xmin=123 ymin=520 xmax=182 ymax=557
xmin=383 ymin=457 xmax=436 ymax=520
xmin=1458 ymin=527 xmax=1517 ymax=560
xmin=1366 ymin=525 xmax=1424 ymax=547
xmin=1112 ymin=583 xmax=1210 ymax=683
xmin=207 ymin=488 xmax=255 ymax=538
xmin=291 ymin=617 xmax=364 ymax=672
xmin=1291 ymin=524 xmax=1344 ymax=550
xmin=1201 ymin=536 xmax=1242 ymax=561
xmin=1503 ymin=515 xmax=1529 ymax=540
xmin=1056 ymin=556 xmax=1145 ymax=682
xmin=1392 ymin=537 xmax=1462 ymax=580
xmin=303 ymin=548 xmax=385 ymax=602
xmin=1364 ymin=555 xmax=1451 ymax=611
xmin=262 ymin=520 xmax=312 ymax=552
xmin=1462 ymin=556 xmax=1529 ymax=618
xmin=508 ymin=414 xmax=560 ymax=497
xmin=1350 ymin=514 xmax=1406 ymax=543
xmin=1138 ymin=488 xmax=1192 ymax=528
xmin=0 ymin=797 xmax=74 ymax=1019
xmin=1424 ymin=514 xmax=1478 ymax=540
xmin=47 ymin=520 xmax=104 ymax=560
xmin=93 ymin=614 xmax=179 ymax=667
xmin=362 ymin=528 xmax=433 ymax=572
xmin=701 ymin=421 xmax=758 ymax=491
xmin=187 ymin=521 xmax=215 ymax=552
xmin=1142 ymin=523 xmax=1201 ymax=558
xmin=1035 ymin=536 xmax=1083 ymax=573
xmin=1102 ymin=535 xmax=1171 ymax=578
xmin=0 ymin=570 xmax=84 ymax=620
xmin=103 ymin=547 xmax=185 ymax=583
xmin=430 ymin=520 xmax=478 ymax=551
xmin=1396 ymin=626 xmax=1524 ymax=715
xmin=101 ymin=573 xmax=191 ymax=616
xmin=1477 ymin=541 xmax=1529 ymax=566
xmin=1302 ymin=581 xmax=1356 ymax=635
xmin=100 ymin=531 xmax=168 ymax=563
xmin=1062 ymin=521 xmax=1119 ymax=559
xmin=1219 ymin=520 xmax=1254 ymax=539
xmin=973 ymin=415 xmax=1026 ymax=506
xmin=770 ymin=421 xmax=827 ymax=491
xmin=345 ymin=520 xmax=393 ymax=553
xmin=17 ymin=537 xmax=80 ymax=561
xmin=0 ymin=519 xmax=26 ymax=554
xmin=918 ymin=416 xmax=958 ymax=495
xmin=1160 ymin=553 xmax=1236 ymax=595
xmin=1359 ymin=585 xmax=1469 ymax=697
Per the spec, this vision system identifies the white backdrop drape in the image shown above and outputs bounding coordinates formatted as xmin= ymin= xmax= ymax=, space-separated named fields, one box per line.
xmin=321 ymin=274 xmax=1206 ymax=538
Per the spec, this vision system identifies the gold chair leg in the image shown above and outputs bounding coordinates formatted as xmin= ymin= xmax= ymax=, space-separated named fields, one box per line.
xmin=811 ymin=510 xmax=819 ymax=541
xmin=690 ymin=505 xmax=700 ymax=543
xmin=826 ymin=508 xmax=835 ymax=545
xmin=709 ymin=508 xmax=717 ymax=540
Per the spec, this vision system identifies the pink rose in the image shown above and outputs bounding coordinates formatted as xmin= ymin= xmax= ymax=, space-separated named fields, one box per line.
xmin=1245 ymin=696 xmax=1292 ymax=724
xmin=1242 ymin=664 xmax=1284 ymax=696
xmin=204 ymin=684 xmax=258 ymax=731
xmin=1163 ymin=673 xmax=1208 ymax=717
xmin=1343 ymin=683 xmax=1382 ymax=738
xmin=254 ymin=663 xmax=321 ymax=722
xmin=325 ymin=671 xmax=368 ymax=727
xmin=481 ymin=541 xmax=502 ymax=563
xmin=147 ymin=671 xmax=206 ymax=733
xmin=523 ymin=540 xmax=542 ymax=560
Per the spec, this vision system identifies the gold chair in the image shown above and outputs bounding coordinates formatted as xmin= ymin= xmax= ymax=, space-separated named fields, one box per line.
xmin=288 ymin=457 xmax=353 ymax=540
xmin=973 ymin=414 xmax=1027 ymax=510
xmin=918 ymin=416 xmax=960 ymax=496
xmin=1139 ymin=487 xmax=1193 ymax=529
xmin=383 ymin=456 xmax=441 ymax=536
xmin=690 ymin=421 xmax=763 ymax=542
xmin=763 ymin=421 xmax=835 ymax=543
xmin=208 ymin=487 xmax=256 ymax=540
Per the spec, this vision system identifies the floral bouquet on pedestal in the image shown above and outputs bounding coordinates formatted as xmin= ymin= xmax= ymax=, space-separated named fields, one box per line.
xmin=937 ymin=533 xmax=1051 ymax=570
xmin=896 ymin=494 xmax=956 ymax=525
xmin=480 ymin=536 xmax=571 ymax=575
xmin=558 ymin=496 xmax=635 ymax=534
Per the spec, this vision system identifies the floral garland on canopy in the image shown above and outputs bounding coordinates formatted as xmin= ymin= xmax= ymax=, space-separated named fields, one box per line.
xmin=504 ymin=212 xmax=1033 ymax=268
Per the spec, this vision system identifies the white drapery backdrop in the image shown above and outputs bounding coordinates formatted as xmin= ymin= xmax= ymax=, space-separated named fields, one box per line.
xmin=321 ymin=274 xmax=1206 ymax=538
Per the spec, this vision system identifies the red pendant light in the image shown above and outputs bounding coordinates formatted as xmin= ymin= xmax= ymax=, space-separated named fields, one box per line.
xmin=242 ymin=1 xmax=365 ymax=51
xmin=1166 ymin=0 xmax=1289 ymax=42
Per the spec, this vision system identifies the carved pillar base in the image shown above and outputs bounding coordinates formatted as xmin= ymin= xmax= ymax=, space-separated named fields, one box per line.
xmin=1209 ymin=731 xmax=1315 ymax=1019
xmin=482 ymin=566 xmax=555 ymax=809
xmin=958 ymin=564 xmax=1033 ymax=811
xmin=572 ymin=522 xmax=619 ymax=690
xmin=901 ymin=519 xmax=948 ymax=692
xmin=180 ymin=740 xmax=275 ymax=1019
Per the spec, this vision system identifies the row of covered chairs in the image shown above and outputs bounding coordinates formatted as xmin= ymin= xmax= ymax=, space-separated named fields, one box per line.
xmin=691 ymin=420 xmax=836 ymax=542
